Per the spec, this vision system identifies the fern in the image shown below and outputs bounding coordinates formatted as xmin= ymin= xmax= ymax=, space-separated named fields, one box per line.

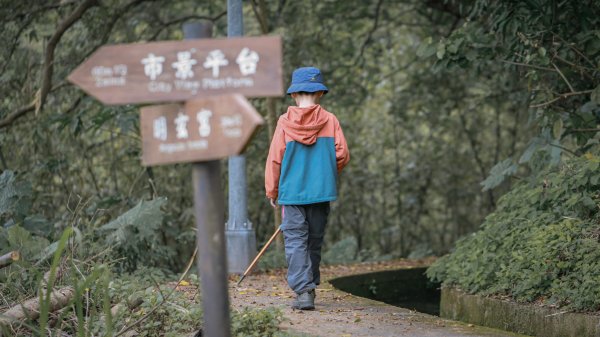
xmin=99 ymin=198 xmax=173 ymax=271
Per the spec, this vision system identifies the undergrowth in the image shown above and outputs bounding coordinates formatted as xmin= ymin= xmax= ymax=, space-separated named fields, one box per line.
xmin=0 ymin=171 xmax=289 ymax=336
xmin=427 ymin=152 xmax=600 ymax=312
xmin=0 ymin=226 xmax=288 ymax=336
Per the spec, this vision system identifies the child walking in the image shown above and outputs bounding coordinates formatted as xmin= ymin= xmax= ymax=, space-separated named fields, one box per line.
xmin=265 ymin=67 xmax=350 ymax=310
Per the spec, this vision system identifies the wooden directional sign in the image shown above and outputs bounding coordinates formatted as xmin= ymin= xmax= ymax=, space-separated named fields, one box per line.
xmin=68 ymin=36 xmax=282 ymax=105
xmin=140 ymin=94 xmax=264 ymax=166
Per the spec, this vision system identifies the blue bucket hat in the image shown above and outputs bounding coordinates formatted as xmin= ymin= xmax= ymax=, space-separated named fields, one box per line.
xmin=286 ymin=67 xmax=329 ymax=95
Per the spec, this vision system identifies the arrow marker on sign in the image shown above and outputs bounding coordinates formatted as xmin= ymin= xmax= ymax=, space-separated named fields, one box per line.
xmin=140 ymin=94 xmax=264 ymax=166
xmin=67 ymin=36 xmax=283 ymax=105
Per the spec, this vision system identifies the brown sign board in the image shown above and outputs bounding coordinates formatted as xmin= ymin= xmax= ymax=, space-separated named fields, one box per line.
xmin=68 ymin=36 xmax=283 ymax=105
xmin=140 ymin=94 xmax=264 ymax=166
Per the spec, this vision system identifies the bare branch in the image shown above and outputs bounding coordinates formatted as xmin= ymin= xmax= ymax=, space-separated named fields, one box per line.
xmin=0 ymin=0 xmax=98 ymax=130
xmin=552 ymin=32 xmax=596 ymax=69
xmin=1 ymin=16 xmax=34 ymax=74
xmin=6 ymin=0 xmax=80 ymax=22
xmin=0 ymin=82 xmax=69 ymax=130
xmin=275 ymin=0 xmax=288 ymax=25
xmin=40 ymin=0 xmax=99 ymax=111
xmin=529 ymin=89 xmax=593 ymax=109
xmin=551 ymin=62 xmax=574 ymax=93
xmin=250 ymin=0 xmax=270 ymax=34
xmin=458 ymin=111 xmax=488 ymax=181
xmin=80 ymin=0 xmax=160 ymax=61
xmin=552 ymin=54 xmax=595 ymax=73
xmin=502 ymin=60 xmax=554 ymax=72
xmin=548 ymin=142 xmax=577 ymax=156
xmin=424 ymin=0 xmax=464 ymax=19
xmin=569 ymin=128 xmax=600 ymax=133
xmin=357 ymin=0 xmax=384 ymax=62
xmin=0 ymin=101 xmax=36 ymax=129
xmin=148 ymin=11 xmax=226 ymax=41
xmin=114 ymin=249 xmax=197 ymax=337
xmin=99 ymin=0 xmax=157 ymax=45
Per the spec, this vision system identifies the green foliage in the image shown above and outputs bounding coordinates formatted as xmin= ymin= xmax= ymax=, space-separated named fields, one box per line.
xmin=108 ymin=284 xmax=202 ymax=337
xmin=0 ymin=170 xmax=32 ymax=224
xmin=323 ymin=237 xmax=358 ymax=265
xmin=99 ymin=197 xmax=176 ymax=272
xmin=231 ymin=307 xmax=284 ymax=337
xmin=428 ymin=152 xmax=600 ymax=311
xmin=481 ymin=159 xmax=519 ymax=191
xmin=0 ymin=223 xmax=63 ymax=305
xmin=38 ymin=227 xmax=74 ymax=333
xmin=425 ymin=0 xmax=600 ymax=185
xmin=258 ymin=249 xmax=288 ymax=271
xmin=4 ymin=0 xmax=598 ymax=332
xmin=0 ymin=225 xmax=50 ymax=261
xmin=106 ymin=272 xmax=287 ymax=337
xmin=2 ymin=0 xmax=534 ymax=264
xmin=2 ymin=250 xmax=287 ymax=337
xmin=407 ymin=243 xmax=434 ymax=259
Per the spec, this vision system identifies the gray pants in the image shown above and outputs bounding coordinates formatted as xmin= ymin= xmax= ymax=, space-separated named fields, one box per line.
xmin=280 ymin=202 xmax=330 ymax=295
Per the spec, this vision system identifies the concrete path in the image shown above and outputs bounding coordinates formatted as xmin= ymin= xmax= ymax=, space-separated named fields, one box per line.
xmin=229 ymin=260 xmax=529 ymax=337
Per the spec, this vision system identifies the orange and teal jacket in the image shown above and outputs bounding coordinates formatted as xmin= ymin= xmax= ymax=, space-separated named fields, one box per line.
xmin=265 ymin=104 xmax=350 ymax=205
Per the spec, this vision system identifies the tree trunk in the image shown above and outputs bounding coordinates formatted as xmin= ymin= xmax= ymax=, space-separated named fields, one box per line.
xmin=265 ymin=97 xmax=283 ymax=250
xmin=250 ymin=0 xmax=283 ymax=250
xmin=458 ymin=111 xmax=496 ymax=209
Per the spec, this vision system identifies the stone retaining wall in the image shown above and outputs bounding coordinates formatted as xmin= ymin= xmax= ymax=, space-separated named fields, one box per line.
xmin=441 ymin=287 xmax=600 ymax=337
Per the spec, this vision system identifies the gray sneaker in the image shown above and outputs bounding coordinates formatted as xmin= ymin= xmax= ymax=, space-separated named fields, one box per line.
xmin=292 ymin=289 xmax=315 ymax=310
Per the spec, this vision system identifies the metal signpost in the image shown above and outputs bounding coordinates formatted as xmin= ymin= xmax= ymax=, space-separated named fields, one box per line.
xmin=68 ymin=18 xmax=282 ymax=337
xmin=226 ymin=0 xmax=256 ymax=275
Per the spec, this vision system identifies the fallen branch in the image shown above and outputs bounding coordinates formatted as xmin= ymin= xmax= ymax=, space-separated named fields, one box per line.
xmin=0 ymin=251 xmax=20 ymax=269
xmin=41 ymin=264 xmax=66 ymax=294
xmin=0 ymin=286 xmax=75 ymax=325
xmin=103 ymin=297 xmax=144 ymax=320
xmin=96 ymin=297 xmax=144 ymax=334
xmin=115 ymin=297 xmax=144 ymax=316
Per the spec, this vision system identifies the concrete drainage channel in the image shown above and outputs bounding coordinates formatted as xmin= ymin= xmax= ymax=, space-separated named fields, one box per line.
xmin=328 ymin=267 xmax=441 ymax=316
xmin=329 ymin=267 xmax=600 ymax=337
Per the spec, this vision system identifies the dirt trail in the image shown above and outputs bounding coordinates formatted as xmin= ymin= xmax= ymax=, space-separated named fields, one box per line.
xmin=229 ymin=259 xmax=528 ymax=337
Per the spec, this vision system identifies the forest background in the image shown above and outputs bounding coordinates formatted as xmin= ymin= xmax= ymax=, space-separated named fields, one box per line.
xmin=1 ymin=0 xmax=599 ymax=335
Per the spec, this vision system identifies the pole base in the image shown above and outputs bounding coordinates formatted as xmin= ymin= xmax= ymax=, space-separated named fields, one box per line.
xmin=225 ymin=229 xmax=257 ymax=274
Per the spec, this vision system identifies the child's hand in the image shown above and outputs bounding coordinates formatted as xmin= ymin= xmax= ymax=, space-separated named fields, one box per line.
xmin=269 ymin=198 xmax=278 ymax=209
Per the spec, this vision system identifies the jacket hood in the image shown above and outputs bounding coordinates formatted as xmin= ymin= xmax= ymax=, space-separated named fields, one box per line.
xmin=279 ymin=104 xmax=329 ymax=145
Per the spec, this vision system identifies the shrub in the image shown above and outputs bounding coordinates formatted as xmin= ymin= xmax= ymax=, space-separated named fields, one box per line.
xmin=323 ymin=237 xmax=358 ymax=265
xmin=99 ymin=197 xmax=178 ymax=272
xmin=258 ymin=249 xmax=288 ymax=270
xmin=231 ymin=307 xmax=284 ymax=337
xmin=427 ymin=152 xmax=600 ymax=311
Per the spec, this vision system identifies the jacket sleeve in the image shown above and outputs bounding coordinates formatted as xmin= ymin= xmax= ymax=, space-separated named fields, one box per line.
xmin=334 ymin=117 xmax=350 ymax=173
xmin=265 ymin=122 xmax=286 ymax=200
